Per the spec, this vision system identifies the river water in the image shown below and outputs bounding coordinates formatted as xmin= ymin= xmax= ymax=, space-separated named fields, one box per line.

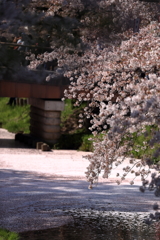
xmin=20 ymin=210 xmax=160 ymax=240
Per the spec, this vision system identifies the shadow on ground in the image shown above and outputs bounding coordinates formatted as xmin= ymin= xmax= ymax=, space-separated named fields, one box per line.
xmin=0 ymin=138 xmax=29 ymax=148
xmin=0 ymin=168 xmax=158 ymax=232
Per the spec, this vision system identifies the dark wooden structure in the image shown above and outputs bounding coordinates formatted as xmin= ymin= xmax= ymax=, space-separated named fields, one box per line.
xmin=0 ymin=71 xmax=69 ymax=99
xmin=0 ymin=80 xmax=68 ymax=99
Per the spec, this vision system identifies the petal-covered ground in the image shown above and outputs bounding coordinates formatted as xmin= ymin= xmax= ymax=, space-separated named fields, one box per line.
xmin=0 ymin=128 xmax=158 ymax=232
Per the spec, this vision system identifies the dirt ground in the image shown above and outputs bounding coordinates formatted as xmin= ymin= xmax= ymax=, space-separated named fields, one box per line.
xmin=0 ymin=128 xmax=159 ymax=233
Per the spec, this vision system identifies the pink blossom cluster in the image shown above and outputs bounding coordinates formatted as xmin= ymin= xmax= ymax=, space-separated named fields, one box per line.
xmin=74 ymin=22 xmax=160 ymax=186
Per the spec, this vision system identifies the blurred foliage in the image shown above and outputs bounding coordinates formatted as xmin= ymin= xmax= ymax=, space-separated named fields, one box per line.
xmin=0 ymin=228 xmax=19 ymax=240
xmin=55 ymin=99 xmax=93 ymax=151
xmin=54 ymin=133 xmax=93 ymax=151
xmin=125 ymin=125 xmax=160 ymax=164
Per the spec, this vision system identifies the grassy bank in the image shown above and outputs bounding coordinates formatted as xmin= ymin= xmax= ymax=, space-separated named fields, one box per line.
xmin=0 ymin=98 xmax=30 ymax=133
xmin=0 ymin=228 xmax=19 ymax=240
xmin=0 ymin=98 xmax=159 ymax=160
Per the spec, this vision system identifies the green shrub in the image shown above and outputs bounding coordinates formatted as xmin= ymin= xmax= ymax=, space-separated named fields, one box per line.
xmin=61 ymin=99 xmax=75 ymax=123
xmin=57 ymin=99 xmax=93 ymax=151
xmin=54 ymin=133 xmax=93 ymax=151
xmin=79 ymin=134 xmax=93 ymax=151
xmin=0 ymin=229 xmax=19 ymax=240
xmin=125 ymin=125 xmax=160 ymax=164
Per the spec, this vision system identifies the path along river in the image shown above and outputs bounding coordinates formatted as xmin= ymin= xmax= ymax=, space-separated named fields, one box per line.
xmin=0 ymin=128 xmax=159 ymax=235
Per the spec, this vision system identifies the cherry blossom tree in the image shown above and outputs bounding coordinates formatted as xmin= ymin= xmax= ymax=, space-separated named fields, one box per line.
xmin=0 ymin=1 xmax=160 ymax=205
xmin=52 ymin=3 xmax=160 ymax=217
xmin=57 ymin=0 xmax=160 ymax=221
xmin=57 ymin=0 xmax=160 ymax=188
